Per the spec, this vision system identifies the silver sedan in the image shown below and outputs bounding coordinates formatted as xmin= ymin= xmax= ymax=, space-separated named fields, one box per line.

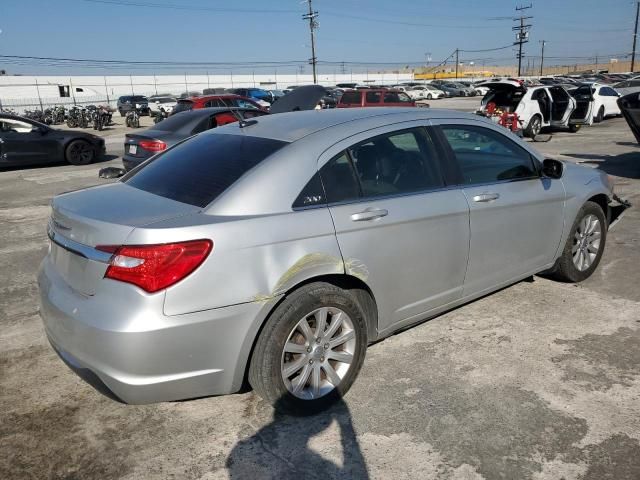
xmin=39 ymin=108 xmax=617 ymax=413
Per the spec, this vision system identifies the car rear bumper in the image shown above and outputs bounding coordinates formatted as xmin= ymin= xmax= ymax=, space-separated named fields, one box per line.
xmin=38 ymin=254 xmax=279 ymax=404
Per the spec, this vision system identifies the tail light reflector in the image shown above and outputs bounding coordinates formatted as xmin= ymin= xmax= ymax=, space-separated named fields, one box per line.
xmin=96 ymin=240 xmax=212 ymax=293
xmin=139 ymin=139 xmax=167 ymax=152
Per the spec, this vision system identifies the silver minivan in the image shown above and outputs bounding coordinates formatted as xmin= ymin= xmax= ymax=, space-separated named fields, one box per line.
xmin=39 ymin=108 xmax=616 ymax=413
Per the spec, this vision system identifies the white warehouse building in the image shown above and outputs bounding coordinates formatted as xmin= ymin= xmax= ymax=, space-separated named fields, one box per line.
xmin=0 ymin=72 xmax=414 ymax=112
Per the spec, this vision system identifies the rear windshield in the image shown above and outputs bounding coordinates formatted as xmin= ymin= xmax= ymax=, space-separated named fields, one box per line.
xmin=125 ymin=133 xmax=288 ymax=208
xmin=173 ymin=100 xmax=194 ymax=114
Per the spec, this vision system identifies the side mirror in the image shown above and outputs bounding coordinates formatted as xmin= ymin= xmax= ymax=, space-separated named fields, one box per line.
xmin=542 ymin=158 xmax=563 ymax=179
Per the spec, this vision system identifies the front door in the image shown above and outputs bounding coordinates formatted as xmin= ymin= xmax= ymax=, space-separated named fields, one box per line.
xmin=436 ymin=122 xmax=566 ymax=297
xmin=0 ymin=118 xmax=53 ymax=165
xmin=321 ymin=124 xmax=470 ymax=334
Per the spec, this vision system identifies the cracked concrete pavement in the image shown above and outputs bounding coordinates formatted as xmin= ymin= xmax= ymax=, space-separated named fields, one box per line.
xmin=1 ymin=98 xmax=639 ymax=479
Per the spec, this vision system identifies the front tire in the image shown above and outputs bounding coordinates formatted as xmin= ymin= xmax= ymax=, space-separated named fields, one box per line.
xmin=65 ymin=139 xmax=95 ymax=165
xmin=549 ymin=201 xmax=607 ymax=282
xmin=427 ymin=94 xmax=433 ymax=100
xmin=249 ymin=282 xmax=368 ymax=414
xmin=568 ymin=123 xmax=581 ymax=133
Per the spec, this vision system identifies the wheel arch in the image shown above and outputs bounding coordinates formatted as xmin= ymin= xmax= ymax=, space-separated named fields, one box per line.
xmin=587 ymin=193 xmax=611 ymax=225
xmin=237 ymin=273 xmax=379 ymax=393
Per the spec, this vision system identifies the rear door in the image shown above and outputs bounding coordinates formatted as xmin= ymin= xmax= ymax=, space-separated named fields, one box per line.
xmin=600 ymin=86 xmax=621 ymax=115
xmin=549 ymin=86 xmax=576 ymax=126
xmin=321 ymin=124 xmax=469 ymax=334
xmin=435 ymin=121 xmax=565 ymax=297
xmin=569 ymin=85 xmax=595 ymax=125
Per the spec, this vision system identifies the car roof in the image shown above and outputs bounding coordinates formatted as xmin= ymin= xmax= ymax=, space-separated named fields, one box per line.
xmin=210 ymin=107 xmax=479 ymax=143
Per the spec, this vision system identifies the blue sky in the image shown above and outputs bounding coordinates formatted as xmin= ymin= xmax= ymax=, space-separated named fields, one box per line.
xmin=0 ymin=0 xmax=633 ymax=74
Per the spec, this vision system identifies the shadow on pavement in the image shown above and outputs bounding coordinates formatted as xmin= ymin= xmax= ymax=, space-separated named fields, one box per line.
xmin=226 ymin=397 xmax=369 ymax=479
xmin=563 ymin=152 xmax=640 ymax=180
xmin=0 ymin=154 xmax=119 ymax=172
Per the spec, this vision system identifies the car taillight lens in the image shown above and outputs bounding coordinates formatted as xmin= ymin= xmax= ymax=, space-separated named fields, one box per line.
xmin=96 ymin=240 xmax=212 ymax=293
xmin=139 ymin=140 xmax=167 ymax=152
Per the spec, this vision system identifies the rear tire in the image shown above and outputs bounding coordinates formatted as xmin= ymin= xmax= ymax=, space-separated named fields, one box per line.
xmin=594 ymin=106 xmax=604 ymax=123
xmin=524 ymin=114 xmax=542 ymax=138
xmin=65 ymin=139 xmax=95 ymax=165
xmin=427 ymin=94 xmax=433 ymax=100
xmin=548 ymin=201 xmax=607 ymax=283
xmin=248 ymin=282 xmax=368 ymax=414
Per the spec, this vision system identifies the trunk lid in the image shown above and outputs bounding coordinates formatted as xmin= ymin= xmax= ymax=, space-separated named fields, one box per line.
xmin=48 ymin=182 xmax=199 ymax=295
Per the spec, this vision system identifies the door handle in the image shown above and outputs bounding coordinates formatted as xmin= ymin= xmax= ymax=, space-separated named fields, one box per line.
xmin=350 ymin=208 xmax=388 ymax=222
xmin=472 ymin=193 xmax=500 ymax=203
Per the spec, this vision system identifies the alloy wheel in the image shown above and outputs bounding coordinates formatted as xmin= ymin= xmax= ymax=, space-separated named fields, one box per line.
xmin=69 ymin=142 xmax=93 ymax=163
xmin=572 ymin=214 xmax=602 ymax=271
xmin=281 ymin=306 xmax=357 ymax=400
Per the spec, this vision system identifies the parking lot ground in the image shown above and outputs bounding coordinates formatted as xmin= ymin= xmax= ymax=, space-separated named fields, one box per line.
xmin=1 ymin=103 xmax=639 ymax=479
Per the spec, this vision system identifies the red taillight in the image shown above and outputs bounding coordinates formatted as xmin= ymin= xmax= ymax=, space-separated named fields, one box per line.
xmin=96 ymin=240 xmax=212 ymax=293
xmin=139 ymin=139 xmax=167 ymax=152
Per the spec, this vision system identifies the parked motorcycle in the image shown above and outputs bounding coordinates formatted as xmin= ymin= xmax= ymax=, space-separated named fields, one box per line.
xmin=126 ymin=108 xmax=140 ymax=128
xmin=151 ymin=109 xmax=168 ymax=124
xmin=89 ymin=105 xmax=112 ymax=131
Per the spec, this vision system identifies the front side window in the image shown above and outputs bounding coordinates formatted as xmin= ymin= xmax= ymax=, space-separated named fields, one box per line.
xmin=441 ymin=125 xmax=537 ymax=185
xmin=0 ymin=119 xmax=34 ymax=133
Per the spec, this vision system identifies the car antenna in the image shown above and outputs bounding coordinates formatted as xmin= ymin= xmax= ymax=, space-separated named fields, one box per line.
xmin=219 ymin=97 xmax=258 ymax=128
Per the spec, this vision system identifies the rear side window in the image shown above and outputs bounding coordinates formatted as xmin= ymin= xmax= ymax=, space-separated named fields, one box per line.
xmin=340 ymin=91 xmax=361 ymax=105
xmin=125 ymin=134 xmax=288 ymax=207
xmin=365 ymin=91 xmax=381 ymax=103
xmin=348 ymin=128 xmax=443 ymax=197
xmin=312 ymin=128 xmax=443 ymax=206
xmin=441 ymin=125 xmax=537 ymax=185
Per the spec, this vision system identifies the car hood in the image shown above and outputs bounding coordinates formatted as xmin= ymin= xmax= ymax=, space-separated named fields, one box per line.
xmin=269 ymin=85 xmax=329 ymax=114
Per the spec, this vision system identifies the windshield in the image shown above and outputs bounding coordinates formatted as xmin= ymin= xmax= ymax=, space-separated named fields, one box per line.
xmin=125 ymin=133 xmax=288 ymax=208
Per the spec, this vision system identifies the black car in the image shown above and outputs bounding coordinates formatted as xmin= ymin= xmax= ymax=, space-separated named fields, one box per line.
xmin=117 ymin=95 xmax=150 ymax=117
xmin=122 ymin=107 xmax=267 ymax=171
xmin=0 ymin=113 xmax=105 ymax=167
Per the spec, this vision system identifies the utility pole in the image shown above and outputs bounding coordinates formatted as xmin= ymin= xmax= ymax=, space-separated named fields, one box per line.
xmin=539 ymin=40 xmax=546 ymax=76
xmin=632 ymin=1 xmax=639 ymax=72
xmin=302 ymin=0 xmax=318 ymax=83
xmin=455 ymin=49 xmax=459 ymax=78
xmin=513 ymin=4 xmax=533 ymax=77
